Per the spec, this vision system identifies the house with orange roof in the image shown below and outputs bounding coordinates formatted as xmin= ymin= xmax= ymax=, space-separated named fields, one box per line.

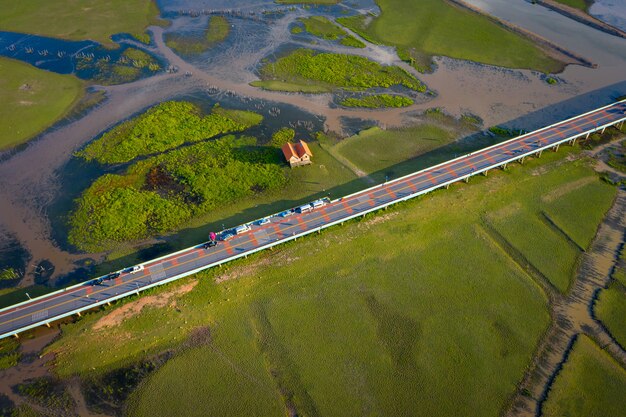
xmin=281 ymin=140 xmax=313 ymax=168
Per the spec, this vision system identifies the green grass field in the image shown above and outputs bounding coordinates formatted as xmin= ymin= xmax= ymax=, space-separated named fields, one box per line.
xmin=542 ymin=335 xmax=626 ymax=417
xmin=0 ymin=58 xmax=83 ymax=150
xmin=484 ymin=162 xmax=615 ymax=293
xmin=595 ymin=283 xmax=626 ymax=349
xmin=44 ymin=148 xmax=616 ymax=416
xmin=337 ymin=0 xmax=562 ymax=72
xmin=0 ymin=0 xmax=163 ymax=47
xmin=332 ymin=124 xmax=458 ymax=176
xmin=543 ymin=181 xmax=616 ymax=250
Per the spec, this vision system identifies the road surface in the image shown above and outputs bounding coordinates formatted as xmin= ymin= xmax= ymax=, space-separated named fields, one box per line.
xmin=0 ymin=99 xmax=624 ymax=340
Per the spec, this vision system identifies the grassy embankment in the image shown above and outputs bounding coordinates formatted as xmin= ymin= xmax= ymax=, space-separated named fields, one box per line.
xmin=293 ymin=16 xmax=365 ymax=48
xmin=165 ymin=16 xmax=230 ymax=55
xmin=542 ymin=335 xmax=626 ymax=416
xmin=251 ymin=48 xmax=425 ymax=93
xmin=0 ymin=58 xmax=83 ymax=150
xmin=337 ymin=0 xmax=563 ymax=72
xmin=43 ymin=148 xmax=617 ymax=416
xmin=552 ymin=0 xmax=590 ymax=12
xmin=0 ymin=0 xmax=165 ymax=47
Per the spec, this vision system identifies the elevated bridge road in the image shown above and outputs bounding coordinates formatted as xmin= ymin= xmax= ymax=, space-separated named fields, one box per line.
xmin=0 ymin=99 xmax=624 ymax=340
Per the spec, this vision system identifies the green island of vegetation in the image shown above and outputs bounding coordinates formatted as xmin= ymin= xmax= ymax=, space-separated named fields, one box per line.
xmin=77 ymin=101 xmax=261 ymax=164
xmin=70 ymin=134 xmax=285 ymax=252
xmin=252 ymin=49 xmax=426 ymax=93
xmin=336 ymin=0 xmax=563 ymax=72
xmin=340 ymin=94 xmax=414 ymax=108
xmin=0 ymin=0 xmax=165 ymax=48
xmin=0 ymin=57 xmax=84 ymax=150
xmin=293 ymin=16 xmax=366 ymax=48
xmin=542 ymin=335 xmax=626 ymax=416
xmin=45 ymin=146 xmax=617 ymax=416
xmin=165 ymin=16 xmax=230 ymax=55
xmin=77 ymin=47 xmax=161 ymax=85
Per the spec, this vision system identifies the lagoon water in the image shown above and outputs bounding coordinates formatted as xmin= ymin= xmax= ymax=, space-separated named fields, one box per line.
xmin=0 ymin=0 xmax=625 ymax=285
xmin=590 ymin=0 xmax=626 ymax=32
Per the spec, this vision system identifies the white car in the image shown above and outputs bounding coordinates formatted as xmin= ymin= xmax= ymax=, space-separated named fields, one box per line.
xmin=310 ymin=199 xmax=327 ymax=210
xmin=296 ymin=204 xmax=313 ymax=214
xmin=128 ymin=265 xmax=144 ymax=274
xmin=234 ymin=224 xmax=251 ymax=235
xmin=257 ymin=217 xmax=271 ymax=226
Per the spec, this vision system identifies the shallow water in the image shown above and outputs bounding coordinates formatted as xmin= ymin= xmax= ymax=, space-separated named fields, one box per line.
xmin=0 ymin=32 xmax=162 ymax=82
xmin=589 ymin=0 xmax=626 ymax=32
xmin=0 ymin=0 xmax=624 ymax=284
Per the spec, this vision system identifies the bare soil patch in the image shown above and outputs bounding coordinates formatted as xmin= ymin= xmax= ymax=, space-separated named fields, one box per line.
xmin=93 ymin=280 xmax=198 ymax=330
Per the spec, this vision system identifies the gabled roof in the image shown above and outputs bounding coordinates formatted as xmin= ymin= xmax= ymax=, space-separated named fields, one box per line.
xmin=281 ymin=142 xmax=298 ymax=161
xmin=295 ymin=140 xmax=312 ymax=157
xmin=281 ymin=140 xmax=313 ymax=161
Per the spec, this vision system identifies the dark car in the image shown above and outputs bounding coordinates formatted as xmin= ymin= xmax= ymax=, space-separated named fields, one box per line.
xmin=203 ymin=240 xmax=218 ymax=249
xmin=91 ymin=277 xmax=104 ymax=286
xmin=105 ymin=272 xmax=121 ymax=281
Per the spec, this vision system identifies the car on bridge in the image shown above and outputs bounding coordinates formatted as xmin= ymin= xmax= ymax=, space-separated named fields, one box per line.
xmin=235 ymin=224 xmax=251 ymax=235
xmin=256 ymin=217 xmax=271 ymax=226
xmin=104 ymin=271 xmax=121 ymax=281
xmin=203 ymin=240 xmax=218 ymax=249
xmin=126 ymin=265 xmax=144 ymax=274
xmin=279 ymin=209 xmax=294 ymax=218
xmin=219 ymin=230 xmax=236 ymax=241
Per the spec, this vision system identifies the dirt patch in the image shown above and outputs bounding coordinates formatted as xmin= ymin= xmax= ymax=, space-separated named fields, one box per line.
xmin=215 ymin=253 xmax=300 ymax=284
xmin=540 ymin=176 xmax=596 ymax=203
xmin=360 ymin=212 xmax=400 ymax=228
xmin=93 ymin=280 xmax=198 ymax=330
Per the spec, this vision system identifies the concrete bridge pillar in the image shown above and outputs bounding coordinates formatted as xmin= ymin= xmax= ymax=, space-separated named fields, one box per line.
xmin=45 ymin=322 xmax=50 ymax=328
xmin=464 ymin=177 xmax=469 ymax=183
xmin=501 ymin=163 xmax=508 ymax=171
xmin=586 ymin=132 xmax=591 ymax=139
xmin=483 ymin=170 xmax=488 ymax=176
xmin=601 ymin=126 xmax=606 ymax=134
xmin=553 ymin=144 xmax=560 ymax=152
xmin=537 ymin=150 xmax=543 ymax=157
xmin=519 ymin=156 xmax=525 ymax=165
